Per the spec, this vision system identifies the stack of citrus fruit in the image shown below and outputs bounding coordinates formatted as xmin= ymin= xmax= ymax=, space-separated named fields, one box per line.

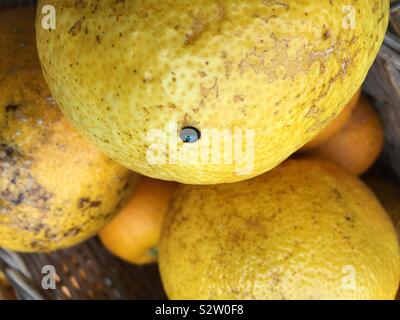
xmin=1 ymin=0 xmax=399 ymax=300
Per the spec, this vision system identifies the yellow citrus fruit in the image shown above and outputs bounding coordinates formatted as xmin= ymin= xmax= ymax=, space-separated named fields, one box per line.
xmin=304 ymin=96 xmax=383 ymax=175
xmin=0 ymin=8 xmax=139 ymax=252
xmin=159 ymin=159 xmax=400 ymax=300
xmin=99 ymin=177 xmax=178 ymax=265
xmin=301 ymin=89 xmax=361 ymax=151
xmin=36 ymin=0 xmax=389 ymax=184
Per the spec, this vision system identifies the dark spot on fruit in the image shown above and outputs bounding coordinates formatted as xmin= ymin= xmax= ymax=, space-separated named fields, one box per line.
xmin=323 ymin=30 xmax=331 ymax=40
xmin=5 ymin=104 xmax=19 ymax=112
xmin=32 ymin=223 xmax=45 ymax=234
xmin=0 ymin=144 xmax=15 ymax=158
xmin=63 ymin=227 xmax=82 ymax=238
xmin=69 ymin=18 xmax=85 ymax=36
xmin=78 ymin=198 xmax=102 ymax=209
xmin=10 ymin=192 xmax=24 ymax=205
xmin=344 ymin=212 xmax=355 ymax=223
xmin=30 ymin=240 xmax=48 ymax=251
xmin=90 ymin=201 xmax=101 ymax=207
xmin=1 ymin=144 xmax=53 ymax=212
xmin=332 ymin=188 xmax=343 ymax=200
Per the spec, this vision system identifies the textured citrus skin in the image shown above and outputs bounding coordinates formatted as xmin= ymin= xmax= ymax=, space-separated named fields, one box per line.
xmin=159 ymin=159 xmax=400 ymax=300
xmin=0 ymin=8 xmax=139 ymax=252
xmin=36 ymin=0 xmax=389 ymax=184
xmin=99 ymin=177 xmax=178 ymax=265
xmin=305 ymin=96 xmax=384 ymax=175
xmin=301 ymin=89 xmax=361 ymax=150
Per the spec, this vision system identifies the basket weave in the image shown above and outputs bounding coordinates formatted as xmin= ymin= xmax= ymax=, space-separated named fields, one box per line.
xmin=364 ymin=1 xmax=400 ymax=180
xmin=1 ymin=238 xmax=166 ymax=300
xmin=0 ymin=0 xmax=166 ymax=300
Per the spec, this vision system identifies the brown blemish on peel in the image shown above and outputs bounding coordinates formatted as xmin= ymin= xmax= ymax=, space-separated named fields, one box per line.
xmin=68 ymin=17 xmax=86 ymax=36
xmin=184 ymin=4 xmax=226 ymax=46
xmin=5 ymin=104 xmax=19 ymax=112
xmin=239 ymin=33 xmax=336 ymax=83
xmin=261 ymin=0 xmax=290 ymax=10
xmin=184 ymin=17 xmax=208 ymax=46
xmin=200 ymin=78 xmax=219 ymax=99
xmin=0 ymin=144 xmax=53 ymax=212
xmin=233 ymin=95 xmax=245 ymax=103
xmin=77 ymin=197 xmax=102 ymax=209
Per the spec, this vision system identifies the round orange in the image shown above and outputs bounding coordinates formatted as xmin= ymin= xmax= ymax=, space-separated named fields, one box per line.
xmin=99 ymin=177 xmax=178 ymax=265
xmin=0 ymin=274 xmax=15 ymax=300
xmin=304 ymin=95 xmax=383 ymax=175
xmin=302 ymin=89 xmax=361 ymax=151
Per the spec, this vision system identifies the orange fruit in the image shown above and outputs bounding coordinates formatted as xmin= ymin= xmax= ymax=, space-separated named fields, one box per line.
xmin=0 ymin=274 xmax=15 ymax=300
xmin=0 ymin=285 xmax=15 ymax=300
xmin=99 ymin=177 xmax=178 ymax=265
xmin=304 ymin=96 xmax=383 ymax=175
xmin=302 ymin=89 xmax=361 ymax=151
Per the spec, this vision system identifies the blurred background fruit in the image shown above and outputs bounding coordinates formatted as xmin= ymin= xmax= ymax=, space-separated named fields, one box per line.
xmin=0 ymin=7 xmax=139 ymax=252
xmin=301 ymin=96 xmax=384 ymax=175
xmin=0 ymin=273 xmax=15 ymax=300
xmin=301 ymin=90 xmax=361 ymax=151
xmin=159 ymin=158 xmax=400 ymax=300
xmin=100 ymin=178 xmax=178 ymax=265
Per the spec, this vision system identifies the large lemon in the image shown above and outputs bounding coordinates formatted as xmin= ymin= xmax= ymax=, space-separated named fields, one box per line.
xmin=159 ymin=159 xmax=400 ymax=299
xmin=36 ymin=0 xmax=389 ymax=184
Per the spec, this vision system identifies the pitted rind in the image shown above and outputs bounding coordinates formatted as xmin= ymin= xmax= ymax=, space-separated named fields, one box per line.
xmin=36 ymin=0 xmax=390 ymax=184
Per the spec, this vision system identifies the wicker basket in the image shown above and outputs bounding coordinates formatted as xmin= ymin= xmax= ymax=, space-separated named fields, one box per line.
xmin=0 ymin=0 xmax=166 ymax=300
xmin=364 ymin=1 xmax=400 ymax=180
